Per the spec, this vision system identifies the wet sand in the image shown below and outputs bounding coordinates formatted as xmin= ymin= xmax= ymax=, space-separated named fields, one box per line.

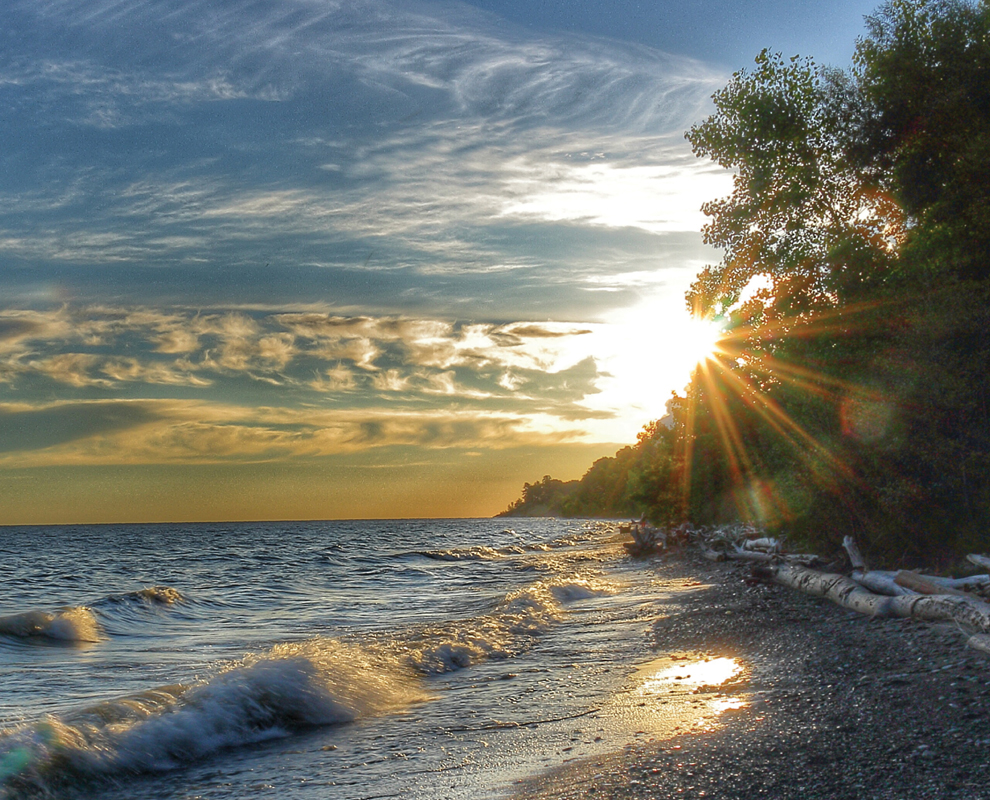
xmin=513 ymin=551 xmax=990 ymax=800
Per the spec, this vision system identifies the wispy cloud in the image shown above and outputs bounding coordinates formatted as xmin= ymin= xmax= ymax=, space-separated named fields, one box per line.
xmin=0 ymin=0 xmax=728 ymax=319
xmin=0 ymin=0 xmax=732 ymax=492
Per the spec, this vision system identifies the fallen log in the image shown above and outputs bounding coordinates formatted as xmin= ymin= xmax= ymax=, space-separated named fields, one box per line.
xmin=894 ymin=570 xmax=970 ymax=597
xmin=844 ymin=538 xmax=915 ymax=596
xmin=911 ymin=573 xmax=989 ymax=591
xmin=851 ymin=570 xmax=916 ymax=597
xmin=862 ymin=570 xmax=990 ymax=593
xmin=968 ymin=555 xmax=990 ymax=570
xmin=623 ymin=524 xmax=665 ymax=557
xmin=754 ymin=562 xmax=990 ymax=632
xmin=968 ymin=634 xmax=990 ymax=656
xmin=742 ymin=537 xmax=781 ymax=553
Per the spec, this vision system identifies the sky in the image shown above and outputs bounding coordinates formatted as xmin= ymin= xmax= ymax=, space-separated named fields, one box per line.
xmin=0 ymin=0 xmax=879 ymax=524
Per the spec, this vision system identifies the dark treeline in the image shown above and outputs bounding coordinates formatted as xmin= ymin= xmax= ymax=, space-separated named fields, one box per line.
xmin=501 ymin=0 xmax=990 ymax=567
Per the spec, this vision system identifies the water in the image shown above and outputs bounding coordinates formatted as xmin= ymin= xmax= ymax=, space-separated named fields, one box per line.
xmin=0 ymin=519 xmax=737 ymax=799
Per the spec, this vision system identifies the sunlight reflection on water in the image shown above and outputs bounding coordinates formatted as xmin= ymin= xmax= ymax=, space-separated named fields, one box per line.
xmin=637 ymin=656 xmax=742 ymax=694
xmin=605 ymin=654 xmax=749 ymax=737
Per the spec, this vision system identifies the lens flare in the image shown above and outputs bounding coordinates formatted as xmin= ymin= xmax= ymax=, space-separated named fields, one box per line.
xmin=671 ymin=297 xmax=892 ymax=525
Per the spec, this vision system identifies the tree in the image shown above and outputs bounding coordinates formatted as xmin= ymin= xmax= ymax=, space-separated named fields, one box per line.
xmin=686 ymin=50 xmax=902 ymax=324
xmin=676 ymin=0 xmax=990 ymax=562
xmin=852 ymin=0 xmax=990 ymax=282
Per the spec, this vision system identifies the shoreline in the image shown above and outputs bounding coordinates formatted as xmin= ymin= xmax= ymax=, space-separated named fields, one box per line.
xmin=513 ymin=550 xmax=990 ymax=799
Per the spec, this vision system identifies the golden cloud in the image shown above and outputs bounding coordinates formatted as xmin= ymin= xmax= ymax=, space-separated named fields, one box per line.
xmin=0 ymin=399 xmax=589 ymax=468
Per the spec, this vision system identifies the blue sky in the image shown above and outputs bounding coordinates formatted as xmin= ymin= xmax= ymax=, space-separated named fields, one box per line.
xmin=0 ymin=0 xmax=878 ymax=523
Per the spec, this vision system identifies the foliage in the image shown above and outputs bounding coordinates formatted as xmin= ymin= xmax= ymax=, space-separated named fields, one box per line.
xmin=852 ymin=0 xmax=990 ymax=282
xmin=498 ymin=422 xmax=678 ymax=520
xmin=498 ymin=474 xmax=579 ymax=517
xmin=685 ymin=50 xmax=902 ymax=321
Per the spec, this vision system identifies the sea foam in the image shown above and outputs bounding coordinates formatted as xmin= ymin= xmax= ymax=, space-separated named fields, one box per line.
xmin=397 ymin=576 xmax=614 ymax=674
xmin=124 ymin=586 xmax=186 ymax=605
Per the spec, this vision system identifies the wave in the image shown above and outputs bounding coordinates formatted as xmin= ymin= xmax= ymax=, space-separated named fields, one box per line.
xmin=415 ymin=545 xmax=512 ymax=561
xmin=89 ymin=586 xmax=197 ymax=638
xmin=0 ymin=639 xmax=426 ymax=795
xmin=0 ymin=575 xmax=613 ymax=794
xmin=395 ymin=575 xmax=614 ymax=674
xmin=412 ymin=530 xmax=603 ymax=562
xmin=0 ymin=608 xmax=100 ymax=644
xmin=105 ymin=586 xmax=186 ymax=606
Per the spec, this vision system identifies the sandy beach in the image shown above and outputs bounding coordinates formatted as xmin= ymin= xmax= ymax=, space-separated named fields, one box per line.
xmin=514 ymin=550 xmax=990 ymax=800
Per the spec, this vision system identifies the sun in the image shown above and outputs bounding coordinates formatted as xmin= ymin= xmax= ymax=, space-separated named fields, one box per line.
xmin=574 ymin=295 xmax=729 ymax=443
xmin=679 ymin=315 xmax=724 ymax=367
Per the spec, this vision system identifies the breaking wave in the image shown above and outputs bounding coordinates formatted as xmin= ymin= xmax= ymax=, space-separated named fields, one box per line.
xmin=394 ymin=575 xmax=614 ymax=674
xmin=0 ymin=608 xmax=100 ymax=644
xmin=416 ymin=545 xmax=513 ymax=561
xmin=107 ymin=586 xmax=186 ymax=606
xmin=0 ymin=639 xmax=425 ymax=796
xmin=412 ymin=530 xmax=606 ymax=562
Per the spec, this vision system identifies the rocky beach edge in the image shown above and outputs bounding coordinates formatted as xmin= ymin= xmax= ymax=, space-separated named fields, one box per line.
xmin=513 ymin=550 xmax=990 ymax=800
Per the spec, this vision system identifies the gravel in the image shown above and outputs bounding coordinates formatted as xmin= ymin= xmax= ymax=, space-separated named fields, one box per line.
xmin=513 ymin=550 xmax=990 ymax=800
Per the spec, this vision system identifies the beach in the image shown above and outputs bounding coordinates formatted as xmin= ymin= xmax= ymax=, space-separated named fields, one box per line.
xmin=514 ymin=550 xmax=990 ymax=800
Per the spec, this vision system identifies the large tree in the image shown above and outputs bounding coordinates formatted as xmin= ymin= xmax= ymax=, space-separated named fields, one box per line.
xmin=676 ymin=0 xmax=990 ymax=562
xmin=853 ymin=0 xmax=990 ymax=281
xmin=686 ymin=50 xmax=902 ymax=324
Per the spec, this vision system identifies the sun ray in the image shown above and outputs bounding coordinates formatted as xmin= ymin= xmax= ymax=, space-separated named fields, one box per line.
xmin=672 ymin=296 xmax=901 ymax=524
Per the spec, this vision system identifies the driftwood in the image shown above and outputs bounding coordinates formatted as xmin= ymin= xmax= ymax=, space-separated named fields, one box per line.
xmin=843 ymin=537 xmax=986 ymax=599
xmin=851 ymin=570 xmax=916 ymax=597
xmin=713 ymin=546 xmax=820 ymax=567
xmin=755 ymin=561 xmax=990 ymax=632
xmin=968 ymin=634 xmax=990 ymax=656
xmin=968 ymin=554 xmax=990 ymax=570
xmin=842 ymin=536 xmax=868 ymax=572
xmin=900 ymin=572 xmax=990 ymax=591
xmin=894 ymin=571 xmax=970 ymax=597
xmin=742 ymin=537 xmax=781 ymax=553
xmin=623 ymin=523 xmax=664 ymax=557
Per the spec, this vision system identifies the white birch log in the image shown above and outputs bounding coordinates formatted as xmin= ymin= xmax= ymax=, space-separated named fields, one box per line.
xmin=968 ymin=554 xmax=990 ymax=570
xmin=843 ymin=536 xmax=868 ymax=572
xmin=758 ymin=562 xmax=990 ymax=632
xmin=743 ymin=537 xmax=781 ymax=553
xmin=968 ymin=634 xmax=990 ymax=656
xmin=851 ymin=570 xmax=916 ymax=597
xmin=866 ymin=569 xmax=990 ymax=592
